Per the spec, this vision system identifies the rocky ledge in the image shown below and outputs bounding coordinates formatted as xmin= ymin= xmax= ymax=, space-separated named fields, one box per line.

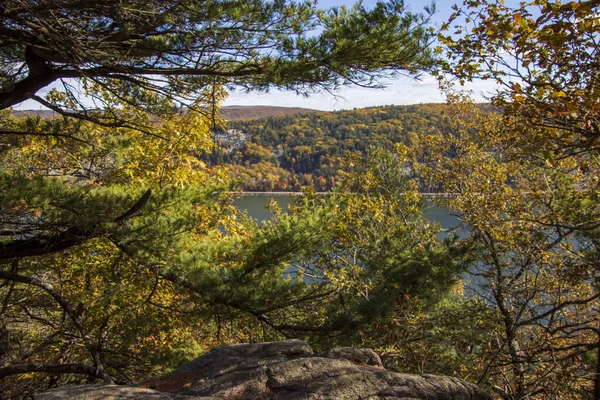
xmin=39 ymin=339 xmax=490 ymax=399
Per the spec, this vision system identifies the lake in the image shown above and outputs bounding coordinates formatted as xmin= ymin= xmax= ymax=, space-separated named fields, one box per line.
xmin=233 ymin=194 xmax=464 ymax=236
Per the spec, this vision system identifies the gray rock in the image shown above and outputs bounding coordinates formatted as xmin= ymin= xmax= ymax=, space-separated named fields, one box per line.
xmin=39 ymin=340 xmax=491 ymax=400
xmin=37 ymin=384 xmax=178 ymax=400
xmin=142 ymin=339 xmax=312 ymax=398
xmin=327 ymin=347 xmax=383 ymax=368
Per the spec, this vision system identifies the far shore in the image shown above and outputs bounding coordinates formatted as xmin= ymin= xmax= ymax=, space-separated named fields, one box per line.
xmin=224 ymin=191 xmax=327 ymax=196
xmin=222 ymin=191 xmax=455 ymax=197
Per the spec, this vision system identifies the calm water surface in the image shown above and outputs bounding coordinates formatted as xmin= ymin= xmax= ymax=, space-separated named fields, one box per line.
xmin=233 ymin=195 xmax=464 ymax=235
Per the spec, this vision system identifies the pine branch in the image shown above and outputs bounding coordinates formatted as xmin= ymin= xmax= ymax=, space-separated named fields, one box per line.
xmin=0 ymin=189 xmax=152 ymax=263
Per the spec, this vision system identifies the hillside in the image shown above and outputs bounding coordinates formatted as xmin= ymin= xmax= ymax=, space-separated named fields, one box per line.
xmin=214 ymin=104 xmax=462 ymax=191
xmin=13 ymin=104 xmax=492 ymax=192
xmin=220 ymin=105 xmax=324 ymax=120
xmin=14 ymin=105 xmax=324 ymax=121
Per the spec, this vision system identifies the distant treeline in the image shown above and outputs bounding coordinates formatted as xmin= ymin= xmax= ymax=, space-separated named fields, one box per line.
xmin=211 ymin=104 xmax=494 ymax=191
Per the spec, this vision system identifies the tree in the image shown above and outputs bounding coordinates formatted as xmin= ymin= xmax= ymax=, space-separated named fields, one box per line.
xmin=0 ymin=101 xmax=235 ymax=395
xmin=438 ymin=0 xmax=600 ymax=155
xmin=428 ymin=2 xmax=600 ymax=397
xmin=0 ymin=0 xmax=437 ymax=267
xmin=408 ymin=96 xmax=600 ymax=398
xmin=0 ymin=0 xmax=439 ymax=396
xmin=204 ymin=149 xmax=467 ymax=347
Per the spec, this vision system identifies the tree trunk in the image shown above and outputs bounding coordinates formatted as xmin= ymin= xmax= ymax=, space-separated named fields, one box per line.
xmin=594 ymin=330 xmax=600 ymax=400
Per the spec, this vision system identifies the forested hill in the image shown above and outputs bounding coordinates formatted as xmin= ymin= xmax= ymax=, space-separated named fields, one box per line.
xmin=15 ymin=105 xmax=323 ymax=121
xmin=14 ymin=105 xmax=323 ymax=121
xmin=220 ymin=105 xmax=324 ymax=120
xmin=216 ymin=103 xmax=490 ymax=191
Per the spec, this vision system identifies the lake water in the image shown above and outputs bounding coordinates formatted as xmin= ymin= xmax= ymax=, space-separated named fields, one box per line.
xmin=233 ymin=194 xmax=463 ymax=235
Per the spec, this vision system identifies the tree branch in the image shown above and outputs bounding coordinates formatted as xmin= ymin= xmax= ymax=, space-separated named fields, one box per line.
xmin=0 ymin=363 xmax=96 ymax=380
xmin=0 ymin=189 xmax=152 ymax=262
xmin=0 ymin=226 xmax=92 ymax=263
xmin=0 ymin=270 xmax=113 ymax=383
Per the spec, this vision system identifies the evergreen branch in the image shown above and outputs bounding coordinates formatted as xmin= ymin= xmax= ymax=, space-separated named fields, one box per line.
xmin=114 ymin=189 xmax=152 ymax=224
xmin=0 ymin=189 xmax=151 ymax=262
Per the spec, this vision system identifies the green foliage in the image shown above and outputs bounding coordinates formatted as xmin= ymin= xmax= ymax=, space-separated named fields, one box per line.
xmin=0 ymin=167 xmax=234 ymax=394
xmin=254 ymin=149 xmax=468 ymax=344
xmin=375 ymin=292 xmax=495 ymax=378
xmin=150 ymin=148 xmax=469 ymax=354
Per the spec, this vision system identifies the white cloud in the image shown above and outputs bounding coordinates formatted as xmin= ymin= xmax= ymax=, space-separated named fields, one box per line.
xmin=223 ymin=73 xmax=498 ymax=111
xmin=13 ymin=73 xmax=500 ymax=112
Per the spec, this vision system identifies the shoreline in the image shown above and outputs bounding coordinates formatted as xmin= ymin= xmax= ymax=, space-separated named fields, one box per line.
xmin=225 ymin=191 xmax=327 ymax=196
xmin=223 ymin=191 xmax=455 ymax=197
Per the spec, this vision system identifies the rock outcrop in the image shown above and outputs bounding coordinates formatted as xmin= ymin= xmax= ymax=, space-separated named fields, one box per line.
xmin=38 ymin=340 xmax=490 ymax=400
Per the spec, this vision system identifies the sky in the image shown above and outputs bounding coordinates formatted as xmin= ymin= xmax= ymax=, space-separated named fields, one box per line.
xmin=15 ymin=0 xmax=519 ymax=111
xmin=223 ymin=0 xmax=501 ymax=111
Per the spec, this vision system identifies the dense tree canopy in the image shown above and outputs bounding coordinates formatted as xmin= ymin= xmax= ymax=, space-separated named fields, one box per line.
xmin=222 ymin=104 xmax=455 ymax=191
xmin=0 ymin=1 xmax=447 ymax=397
